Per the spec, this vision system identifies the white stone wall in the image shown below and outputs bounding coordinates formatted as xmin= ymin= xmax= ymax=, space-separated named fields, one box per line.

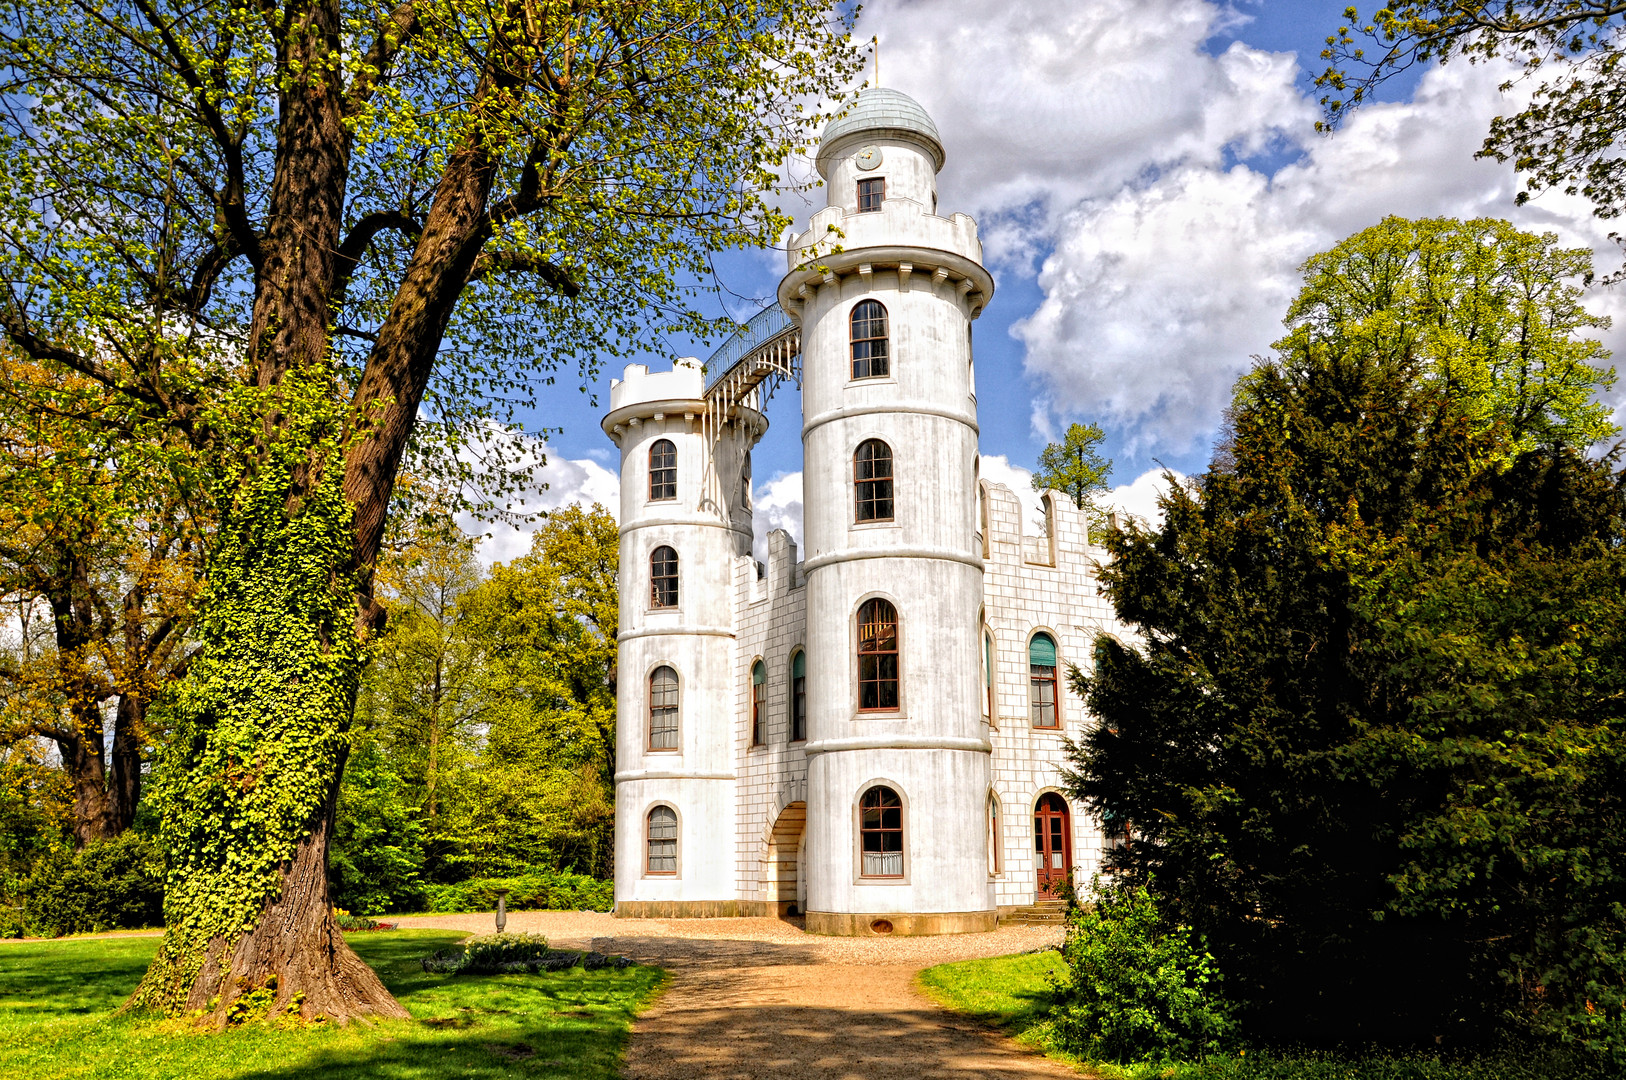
xmin=981 ymin=481 xmax=1123 ymax=909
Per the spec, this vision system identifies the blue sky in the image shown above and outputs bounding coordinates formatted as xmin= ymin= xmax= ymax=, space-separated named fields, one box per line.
xmin=472 ymin=1 xmax=1626 ymax=561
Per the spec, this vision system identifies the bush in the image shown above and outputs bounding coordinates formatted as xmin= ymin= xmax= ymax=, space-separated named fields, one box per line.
xmin=421 ymin=868 xmax=612 ymax=914
xmin=21 ymin=833 xmax=164 ymax=937
xmin=1050 ymin=876 xmax=1234 ymax=1063
xmin=455 ymin=932 xmax=550 ymax=973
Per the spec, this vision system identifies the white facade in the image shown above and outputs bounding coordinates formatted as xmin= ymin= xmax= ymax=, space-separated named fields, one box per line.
xmin=603 ymin=90 xmax=1129 ymax=934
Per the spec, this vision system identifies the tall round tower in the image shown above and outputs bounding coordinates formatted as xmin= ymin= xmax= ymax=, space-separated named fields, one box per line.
xmin=604 ymin=358 xmax=763 ymax=916
xmin=780 ymin=89 xmax=996 ymax=935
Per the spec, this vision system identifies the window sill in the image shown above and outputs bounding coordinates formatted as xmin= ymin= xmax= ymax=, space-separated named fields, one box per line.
xmin=854 ymin=709 xmax=906 ymax=721
xmin=850 ymin=519 xmax=898 ymax=532
xmin=845 ymin=375 xmax=897 ymax=389
xmin=645 ymin=748 xmax=680 ymax=754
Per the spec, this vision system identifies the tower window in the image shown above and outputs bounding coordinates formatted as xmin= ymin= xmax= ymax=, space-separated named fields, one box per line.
xmin=857 ymin=177 xmax=885 ymax=213
xmin=648 ymin=666 xmax=679 ymax=750
xmin=650 ymin=546 xmax=679 ymax=608
xmin=859 ymin=785 xmax=904 ymax=877
xmin=791 ymin=650 xmax=807 ymax=742
xmin=854 ymin=439 xmax=894 ymax=522
xmin=649 ymin=439 xmax=677 ymax=501
xmin=1030 ymin=632 xmax=1059 ymax=728
xmin=983 ymin=629 xmax=996 ymax=722
xmin=857 ymin=598 xmax=900 ymax=711
xmin=646 ymin=805 xmax=678 ymax=875
xmin=750 ymin=660 xmax=767 ymax=747
xmin=849 ymin=300 xmax=889 ymax=380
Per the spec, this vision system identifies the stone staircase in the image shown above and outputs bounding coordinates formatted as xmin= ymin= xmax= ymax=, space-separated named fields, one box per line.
xmin=1001 ymin=899 xmax=1067 ymax=926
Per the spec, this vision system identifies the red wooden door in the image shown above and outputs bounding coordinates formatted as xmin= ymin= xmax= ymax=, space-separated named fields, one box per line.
xmin=1034 ymin=793 xmax=1072 ymax=897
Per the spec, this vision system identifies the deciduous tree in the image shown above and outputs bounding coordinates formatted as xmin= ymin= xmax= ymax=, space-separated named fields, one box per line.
xmin=1318 ymin=4 xmax=1626 ymax=273
xmin=0 ymin=0 xmax=860 ymax=1023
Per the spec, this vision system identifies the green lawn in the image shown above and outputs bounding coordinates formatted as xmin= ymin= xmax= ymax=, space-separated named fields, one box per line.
xmin=0 ymin=930 xmax=665 ymax=1079
xmin=917 ymin=951 xmax=1612 ymax=1080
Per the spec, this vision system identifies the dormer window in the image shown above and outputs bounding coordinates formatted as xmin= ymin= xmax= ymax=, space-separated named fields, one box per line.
xmin=857 ymin=177 xmax=885 ymax=213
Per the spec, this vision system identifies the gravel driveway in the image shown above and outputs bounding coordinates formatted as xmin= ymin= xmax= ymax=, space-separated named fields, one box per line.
xmin=394 ymin=911 xmax=1078 ymax=1079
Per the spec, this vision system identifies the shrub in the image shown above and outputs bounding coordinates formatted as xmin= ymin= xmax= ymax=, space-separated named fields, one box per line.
xmin=455 ymin=932 xmax=550 ymax=973
xmin=20 ymin=833 xmax=163 ymax=937
xmin=421 ymin=868 xmax=612 ymax=914
xmin=1050 ymin=875 xmax=1234 ymax=1063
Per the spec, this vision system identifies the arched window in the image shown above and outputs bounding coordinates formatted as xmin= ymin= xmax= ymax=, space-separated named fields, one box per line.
xmin=750 ymin=660 xmax=767 ymax=746
xmin=648 ymin=439 xmax=677 ymax=501
xmin=650 ymin=546 xmax=678 ymax=608
xmin=854 ymin=440 xmax=894 ymax=522
xmin=983 ymin=629 xmax=996 ymax=722
xmin=790 ymin=650 xmax=807 ymax=742
xmin=648 ymin=666 xmax=679 ymax=750
xmin=857 ymin=598 xmax=900 ymax=711
xmin=859 ymin=786 xmax=903 ymax=877
xmin=849 ymin=300 xmax=889 ymax=379
xmin=987 ymin=792 xmax=1002 ymax=875
xmin=1030 ymin=632 xmax=1058 ymax=728
xmin=646 ymin=806 xmax=677 ymax=875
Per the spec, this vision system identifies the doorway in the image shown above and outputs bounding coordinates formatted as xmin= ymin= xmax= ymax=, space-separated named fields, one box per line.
xmin=1034 ymin=793 xmax=1072 ymax=897
xmin=765 ymin=801 xmax=806 ymax=918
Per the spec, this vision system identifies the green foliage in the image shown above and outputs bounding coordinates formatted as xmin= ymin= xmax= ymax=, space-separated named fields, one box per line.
xmin=330 ymin=730 xmax=426 ymax=915
xmin=1317 ymin=5 xmax=1626 ymax=263
xmin=134 ymin=385 xmax=365 ymax=1014
xmin=921 ymin=951 xmax=1610 ymax=1080
xmin=0 ymin=931 xmax=665 ymax=1079
xmin=1279 ymin=216 xmax=1617 ymax=454
xmin=18 ymin=832 xmax=163 ymax=937
xmin=1050 ymin=877 xmax=1234 ymax=1063
xmin=452 ymin=933 xmax=551 ymax=975
xmin=420 ymin=869 xmax=613 ymax=915
xmin=1034 ymin=422 xmax=1114 ymax=523
xmin=1068 ymin=217 xmax=1625 ymax=1049
xmin=354 ymin=505 xmax=619 ymax=885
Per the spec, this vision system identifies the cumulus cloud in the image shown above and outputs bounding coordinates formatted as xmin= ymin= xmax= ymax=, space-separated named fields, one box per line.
xmin=1016 ymin=58 xmax=1626 ymax=458
xmin=849 ymin=1 xmax=1626 ymax=460
xmin=752 ymin=470 xmax=805 ymax=561
xmin=1105 ymin=467 xmax=1188 ymax=529
xmin=462 ymin=447 xmax=621 ymax=565
xmin=863 ymin=0 xmax=1310 ymax=268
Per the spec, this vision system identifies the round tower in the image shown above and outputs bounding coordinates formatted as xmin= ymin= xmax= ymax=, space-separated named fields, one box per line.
xmin=780 ymin=89 xmax=997 ymax=935
xmin=603 ymin=359 xmax=763 ymax=916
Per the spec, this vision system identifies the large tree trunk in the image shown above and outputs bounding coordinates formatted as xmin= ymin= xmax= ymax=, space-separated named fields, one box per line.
xmin=108 ymin=692 xmax=144 ymax=835
xmin=182 ymin=766 xmax=407 ymax=1026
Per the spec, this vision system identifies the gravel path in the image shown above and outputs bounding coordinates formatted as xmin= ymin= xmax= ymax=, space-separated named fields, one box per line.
xmin=394 ymin=911 xmax=1078 ymax=1078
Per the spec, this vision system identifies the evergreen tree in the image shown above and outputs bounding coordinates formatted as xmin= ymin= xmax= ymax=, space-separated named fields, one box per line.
xmin=1066 ymin=217 xmax=1626 ymax=1052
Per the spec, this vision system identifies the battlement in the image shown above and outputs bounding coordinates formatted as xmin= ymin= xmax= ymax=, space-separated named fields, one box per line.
xmin=609 ymin=357 xmax=703 ymax=412
xmin=979 ymin=481 xmax=1098 ymax=570
xmin=787 ymin=197 xmax=982 ymax=271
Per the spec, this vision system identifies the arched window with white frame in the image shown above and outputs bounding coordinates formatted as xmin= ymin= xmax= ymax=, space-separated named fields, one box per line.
xmin=1030 ymin=632 xmax=1059 ymax=729
xmin=859 ymin=785 xmax=904 ymax=878
xmin=648 ymin=666 xmax=679 ymax=750
xmin=646 ymin=806 xmax=678 ymax=875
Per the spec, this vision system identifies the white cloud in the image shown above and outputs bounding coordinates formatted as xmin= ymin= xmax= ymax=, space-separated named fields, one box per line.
xmin=1105 ymin=467 xmax=1188 ymax=529
xmin=849 ymin=1 xmax=1626 ymax=459
xmin=463 ymin=449 xmax=621 ymax=566
xmin=751 ymin=470 xmax=805 ymax=562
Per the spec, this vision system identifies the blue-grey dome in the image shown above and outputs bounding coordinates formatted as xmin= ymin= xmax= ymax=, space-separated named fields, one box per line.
xmin=816 ymin=88 xmax=945 ymax=175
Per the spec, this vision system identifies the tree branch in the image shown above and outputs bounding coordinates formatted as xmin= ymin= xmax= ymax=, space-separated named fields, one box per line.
xmin=465 ymin=250 xmax=580 ymax=297
xmin=345 ymin=1 xmax=421 ymax=116
xmin=332 ymin=209 xmax=422 ymax=308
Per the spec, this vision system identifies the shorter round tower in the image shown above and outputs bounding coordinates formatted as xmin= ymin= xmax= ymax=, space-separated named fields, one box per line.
xmin=604 ymin=359 xmax=762 ymax=916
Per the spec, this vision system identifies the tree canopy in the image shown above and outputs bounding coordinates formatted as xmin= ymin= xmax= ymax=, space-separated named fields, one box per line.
xmin=1066 ymin=217 xmax=1625 ymax=1054
xmin=1318 ymin=4 xmax=1626 ymax=271
xmin=1033 ymin=422 xmax=1113 ymax=524
xmin=0 ymin=0 xmax=862 ymax=1023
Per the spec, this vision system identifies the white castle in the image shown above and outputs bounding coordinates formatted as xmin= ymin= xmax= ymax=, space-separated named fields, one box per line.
xmin=603 ymin=89 xmax=1128 ymax=935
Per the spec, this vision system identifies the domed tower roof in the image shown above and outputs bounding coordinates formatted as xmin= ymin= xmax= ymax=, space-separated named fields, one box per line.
xmin=816 ymin=88 xmax=945 ymax=177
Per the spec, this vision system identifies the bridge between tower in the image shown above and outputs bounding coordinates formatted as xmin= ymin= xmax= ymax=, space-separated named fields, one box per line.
xmin=698 ymin=304 xmax=801 ymax=517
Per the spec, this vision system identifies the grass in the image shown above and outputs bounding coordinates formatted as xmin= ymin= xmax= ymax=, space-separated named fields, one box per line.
xmin=917 ymin=951 xmax=1613 ymax=1080
xmin=0 ymin=930 xmax=665 ymax=1079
